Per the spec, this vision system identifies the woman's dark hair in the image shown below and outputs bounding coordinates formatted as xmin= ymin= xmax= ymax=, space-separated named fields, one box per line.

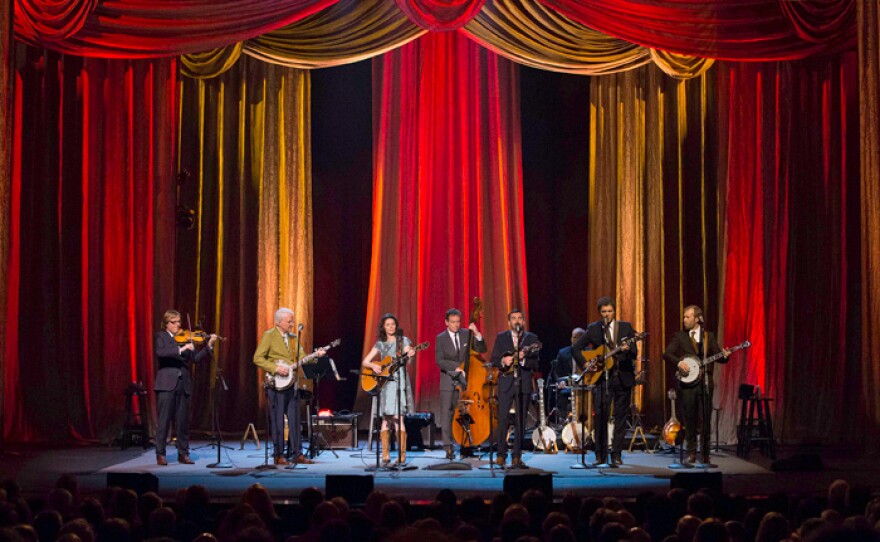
xmin=377 ymin=314 xmax=400 ymax=341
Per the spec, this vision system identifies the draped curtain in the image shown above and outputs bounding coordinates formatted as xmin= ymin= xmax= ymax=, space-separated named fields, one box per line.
xmin=586 ymin=65 xmax=718 ymax=426
xmin=176 ymin=55 xmax=314 ymax=429
xmin=717 ymin=55 xmax=861 ymax=444
xmin=857 ymin=0 xmax=880 ymax=451
xmin=4 ymin=47 xmax=177 ymax=441
xmin=356 ymin=31 xmax=527 ymax=417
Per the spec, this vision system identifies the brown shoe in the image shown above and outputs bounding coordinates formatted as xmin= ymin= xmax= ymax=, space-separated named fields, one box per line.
xmin=274 ymin=456 xmax=289 ymax=466
xmin=179 ymin=455 xmax=195 ymax=465
xmin=511 ymin=456 xmax=527 ymax=469
xmin=295 ymin=454 xmax=315 ymax=465
xmin=687 ymin=452 xmax=697 ymax=464
xmin=494 ymin=455 xmax=507 ymax=467
xmin=156 ymin=455 xmax=168 ymax=466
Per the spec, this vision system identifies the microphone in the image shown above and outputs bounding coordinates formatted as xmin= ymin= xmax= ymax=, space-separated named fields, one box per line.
xmin=514 ymin=323 xmax=523 ymax=334
xmin=298 ymin=323 xmax=304 ymax=331
xmin=601 ymin=316 xmax=608 ymax=327
xmin=395 ymin=328 xmax=404 ymax=337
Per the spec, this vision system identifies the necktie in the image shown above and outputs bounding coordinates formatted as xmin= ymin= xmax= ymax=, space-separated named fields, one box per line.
xmin=453 ymin=332 xmax=460 ymax=353
xmin=605 ymin=324 xmax=614 ymax=347
xmin=690 ymin=330 xmax=698 ymax=352
xmin=284 ymin=333 xmax=290 ymax=350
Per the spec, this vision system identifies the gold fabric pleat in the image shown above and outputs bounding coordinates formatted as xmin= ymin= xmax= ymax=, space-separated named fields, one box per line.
xmin=857 ymin=0 xmax=880 ymax=450
xmin=177 ymin=56 xmax=314 ymax=421
xmin=587 ymin=65 xmax=716 ymax=424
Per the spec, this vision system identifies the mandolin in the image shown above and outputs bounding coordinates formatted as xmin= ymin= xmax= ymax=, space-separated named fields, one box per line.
xmin=662 ymin=389 xmax=682 ymax=445
xmin=498 ymin=341 xmax=542 ymax=375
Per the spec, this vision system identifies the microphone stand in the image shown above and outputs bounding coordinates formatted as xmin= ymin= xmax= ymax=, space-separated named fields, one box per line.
xmin=206 ymin=365 xmax=233 ymax=468
xmin=255 ymin=381 xmax=277 ymax=471
xmin=364 ymin=374 xmax=393 ymax=472
xmin=392 ymin=333 xmax=417 ymax=471
xmin=286 ymin=327 xmax=307 ymax=470
xmin=695 ymin=326 xmax=716 ymax=468
xmin=510 ymin=328 xmax=526 ymax=469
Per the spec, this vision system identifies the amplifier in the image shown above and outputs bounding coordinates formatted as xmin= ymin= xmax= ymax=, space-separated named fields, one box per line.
xmin=404 ymin=411 xmax=435 ymax=451
xmin=312 ymin=415 xmax=359 ymax=449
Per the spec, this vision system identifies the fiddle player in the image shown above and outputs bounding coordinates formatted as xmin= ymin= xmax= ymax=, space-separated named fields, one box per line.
xmin=435 ymin=308 xmax=486 ymax=460
xmin=154 ymin=310 xmax=217 ymax=466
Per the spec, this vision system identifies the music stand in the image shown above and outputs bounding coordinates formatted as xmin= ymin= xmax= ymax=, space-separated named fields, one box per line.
xmin=302 ymin=357 xmax=338 ymax=459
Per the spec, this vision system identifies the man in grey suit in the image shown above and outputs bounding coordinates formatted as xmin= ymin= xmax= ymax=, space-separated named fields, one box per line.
xmin=154 ymin=310 xmax=216 ymax=466
xmin=435 ymin=308 xmax=486 ymax=460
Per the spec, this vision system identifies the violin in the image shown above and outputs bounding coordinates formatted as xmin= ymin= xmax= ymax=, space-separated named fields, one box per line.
xmin=174 ymin=317 xmax=227 ymax=346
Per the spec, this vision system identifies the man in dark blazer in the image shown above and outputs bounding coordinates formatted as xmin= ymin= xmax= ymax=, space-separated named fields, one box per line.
xmin=490 ymin=308 xmax=541 ymax=469
xmin=435 ymin=308 xmax=487 ymax=460
xmin=572 ymin=297 xmax=638 ymax=466
xmin=663 ymin=305 xmax=728 ymax=464
xmin=154 ymin=309 xmax=216 ymax=466
xmin=553 ymin=327 xmax=586 ymax=421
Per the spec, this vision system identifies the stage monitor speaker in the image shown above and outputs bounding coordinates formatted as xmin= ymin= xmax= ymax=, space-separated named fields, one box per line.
xmin=670 ymin=472 xmax=722 ymax=495
xmin=503 ymin=473 xmax=552 ymax=501
xmin=312 ymin=415 xmax=358 ymax=449
xmin=325 ymin=475 xmax=374 ymax=506
xmin=106 ymin=473 xmax=159 ymax=495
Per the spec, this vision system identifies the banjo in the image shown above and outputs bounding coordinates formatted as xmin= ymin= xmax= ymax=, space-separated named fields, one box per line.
xmin=676 ymin=340 xmax=750 ymax=386
xmin=271 ymin=338 xmax=341 ymax=391
xmin=531 ymin=378 xmax=558 ymax=453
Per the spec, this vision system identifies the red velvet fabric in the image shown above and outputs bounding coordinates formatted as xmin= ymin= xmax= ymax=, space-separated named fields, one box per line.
xmin=538 ymin=0 xmax=855 ymax=61
xmin=395 ymin=0 xmax=485 ymax=31
xmin=14 ymin=0 xmax=338 ymax=58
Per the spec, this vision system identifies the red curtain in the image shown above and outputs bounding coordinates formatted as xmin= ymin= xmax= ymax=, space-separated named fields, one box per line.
xmin=395 ymin=0 xmax=485 ymax=30
xmin=717 ymin=53 xmax=861 ymax=443
xmin=538 ymin=0 xmax=856 ymax=61
xmin=14 ymin=0 xmax=338 ymax=58
xmin=4 ymin=46 xmax=177 ymax=442
xmin=359 ymin=30 xmax=527 ymax=416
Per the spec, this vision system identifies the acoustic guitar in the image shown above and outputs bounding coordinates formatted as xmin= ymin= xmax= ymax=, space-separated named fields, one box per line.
xmin=575 ymin=332 xmax=648 ymax=386
xmin=361 ymin=341 xmax=430 ymax=393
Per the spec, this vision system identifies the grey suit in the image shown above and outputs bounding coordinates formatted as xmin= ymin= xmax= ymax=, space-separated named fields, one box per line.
xmin=154 ymin=331 xmax=212 ymax=457
xmin=435 ymin=329 xmax=487 ymax=449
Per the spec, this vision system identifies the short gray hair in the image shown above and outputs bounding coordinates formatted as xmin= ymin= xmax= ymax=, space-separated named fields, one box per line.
xmin=274 ymin=307 xmax=294 ymax=323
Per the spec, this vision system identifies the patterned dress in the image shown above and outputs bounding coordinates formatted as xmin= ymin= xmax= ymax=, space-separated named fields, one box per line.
xmin=374 ymin=337 xmax=415 ymax=416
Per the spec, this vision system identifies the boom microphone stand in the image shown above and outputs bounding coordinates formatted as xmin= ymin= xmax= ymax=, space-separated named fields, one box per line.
xmin=205 ymin=367 xmax=233 ymax=468
xmin=694 ymin=326 xmax=717 ymax=468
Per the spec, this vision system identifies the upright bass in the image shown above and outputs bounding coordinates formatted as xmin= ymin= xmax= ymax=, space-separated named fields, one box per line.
xmin=451 ymin=298 xmax=492 ymax=447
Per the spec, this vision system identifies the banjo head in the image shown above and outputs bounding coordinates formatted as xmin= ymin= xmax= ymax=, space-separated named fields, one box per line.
xmin=677 ymin=355 xmax=702 ymax=384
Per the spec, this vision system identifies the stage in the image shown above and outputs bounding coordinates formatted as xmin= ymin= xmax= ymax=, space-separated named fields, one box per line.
xmin=3 ymin=438 xmax=871 ymax=504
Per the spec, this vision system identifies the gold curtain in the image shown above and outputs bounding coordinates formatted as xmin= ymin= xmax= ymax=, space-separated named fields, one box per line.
xmin=181 ymin=0 xmax=426 ymax=78
xmin=181 ymin=0 xmax=710 ymax=80
xmin=587 ymin=64 xmax=717 ymax=425
xmin=177 ymin=55 xmax=314 ymax=426
xmin=857 ymin=0 xmax=880 ymax=450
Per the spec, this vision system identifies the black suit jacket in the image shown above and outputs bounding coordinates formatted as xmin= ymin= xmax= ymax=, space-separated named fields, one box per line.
xmin=571 ymin=320 xmax=638 ymax=388
xmin=153 ymin=331 xmax=211 ymax=395
xmin=663 ymin=329 xmax=725 ymax=386
xmin=555 ymin=346 xmax=578 ymax=379
xmin=435 ymin=329 xmax=488 ymax=392
xmin=490 ymin=330 xmax=540 ymax=393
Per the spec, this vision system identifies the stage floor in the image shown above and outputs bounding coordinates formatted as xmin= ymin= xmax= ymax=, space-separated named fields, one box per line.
xmin=6 ymin=438 xmax=874 ymax=503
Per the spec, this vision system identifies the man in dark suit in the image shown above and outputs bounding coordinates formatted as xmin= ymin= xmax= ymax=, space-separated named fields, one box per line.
xmin=663 ymin=305 xmax=728 ymax=464
xmin=154 ymin=309 xmax=217 ymax=466
xmin=435 ymin=308 xmax=487 ymax=460
xmin=572 ymin=297 xmax=638 ymax=466
xmin=490 ymin=308 xmax=541 ymax=469
xmin=553 ymin=327 xmax=586 ymax=421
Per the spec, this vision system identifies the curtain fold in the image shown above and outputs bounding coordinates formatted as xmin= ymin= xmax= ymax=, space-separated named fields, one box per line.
xmin=357 ymin=31 xmax=527 ymax=417
xmin=176 ymin=56 xmax=314 ymax=430
xmin=395 ymin=0 xmax=485 ymax=31
xmin=717 ymin=56 xmax=861 ymax=444
xmin=538 ymin=0 xmax=856 ymax=61
xmin=856 ymin=0 xmax=880 ymax=451
xmin=4 ymin=47 xmax=178 ymax=442
xmin=15 ymin=0 xmax=338 ymax=58
xmin=586 ymin=65 xmax=718 ymax=426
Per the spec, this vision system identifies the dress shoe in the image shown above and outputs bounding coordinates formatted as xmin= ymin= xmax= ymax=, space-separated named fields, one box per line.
xmin=511 ymin=456 xmax=527 ymax=469
xmin=156 ymin=455 xmax=168 ymax=466
xmin=179 ymin=455 xmax=195 ymax=465
xmin=611 ymin=452 xmax=623 ymax=465
xmin=494 ymin=455 xmax=507 ymax=467
xmin=687 ymin=452 xmax=697 ymax=465
xmin=700 ymin=455 xmax=711 ymax=465
xmin=295 ymin=454 xmax=315 ymax=465
xmin=274 ymin=456 xmax=289 ymax=466
xmin=445 ymin=446 xmax=455 ymax=460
